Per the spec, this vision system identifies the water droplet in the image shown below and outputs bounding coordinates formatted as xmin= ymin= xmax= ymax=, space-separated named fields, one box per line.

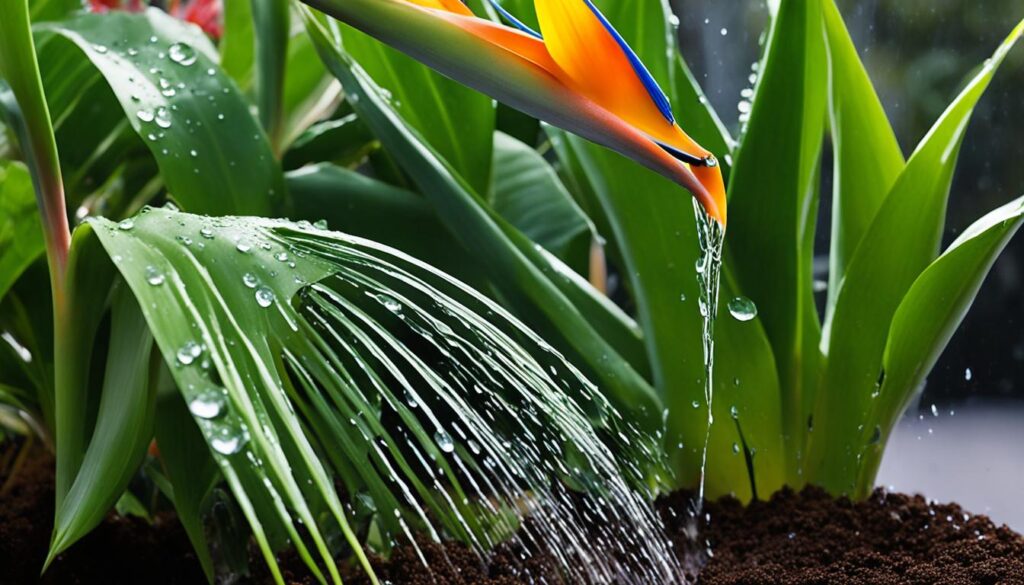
xmin=728 ymin=297 xmax=758 ymax=321
xmin=168 ymin=42 xmax=198 ymax=66
xmin=242 ymin=273 xmax=258 ymax=288
xmin=964 ymin=368 xmax=973 ymax=381
xmin=732 ymin=442 xmax=740 ymax=454
xmin=679 ymin=292 xmax=687 ymax=302
xmin=118 ymin=218 xmax=135 ymax=231
xmin=255 ymin=287 xmax=275 ymax=308
xmin=930 ymin=404 xmax=939 ymax=417
xmin=176 ymin=341 xmax=202 ymax=365
xmin=376 ymin=294 xmax=402 ymax=313
xmin=236 ymin=242 xmax=251 ymax=253
xmin=145 ymin=266 xmax=165 ymax=286
xmin=200 ymin=227 xmax=214 ymax=239
xmin=275 ymin=252 xmax=288 ymax=262
xmin=189 ymin=149 xmax=198 ymax=157
xmin=720 ymin=28 xmax=728 ymax=36
xmin=154 ymin=106 xmax=172 ymax=128
xmin=313 ymin=219 xmax=328 ymax=230
xmin=434 ymin=430 xmax=455 ymax=453
xmin=868 ymin=425 xmax=882 ymax=445
xmin=189 ymin=388 xmax=226 ymax=419
xmin=210 ymin=423 xmax=248 ymax=455
xmin=730 ymin=405 xmax=739 ymax=419
xmin=136 ymin=109 xmax=155 ymax=123
xmin=691 ymin=400 xmax=701 ymax=409
xmin=93 ymin=44 xmax=108 ymax=54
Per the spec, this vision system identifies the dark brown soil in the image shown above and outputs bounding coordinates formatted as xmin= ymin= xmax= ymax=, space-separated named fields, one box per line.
xmin=3 ymin=444 xmax=1022 ymax=584
xmin=0 ymin=446 xmax=206 ymax=585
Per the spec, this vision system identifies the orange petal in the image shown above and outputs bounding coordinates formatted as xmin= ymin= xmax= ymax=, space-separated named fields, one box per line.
xmin=406 ymin=0 xmax=474 ymax=16
xmin=533 ymin=0 xmax=684 ymax=148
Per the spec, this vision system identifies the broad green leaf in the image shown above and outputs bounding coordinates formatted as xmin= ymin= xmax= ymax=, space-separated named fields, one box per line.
xmin=725 ymin=0 xmax=826 ymax=465
xmin=85 ymin=206 xmax=675 ymax=583
xmin=853 ymin=195 xmax=1024 ymax=495
xmin=823 ymin=0 xmax=905 ymax=311
xmin=220 ymin=0 xmax=256 ymax=91
xmin=336 ymin=15 xmax=495 ymax=196
xmin=280 ymin=26 xmax=338 ymax=150
xmin=282 ymin=113 xmax=375 ymax=170
xmin=811 ymin=20 xmax=1024 ymax=493
xmin=251 ymin=0 xmax=290 ymax=151
xmin=566 ymin=134 xmax=784 ymax=500
xmin=153 ymin=389 xmax=221 ymax=582
xmin=491 ymin=131 xmax=595 ymax=273
xmin=0 ymin=161 xmax=44 ymax=301
xmin=286 ymin=163 xmax=485 ymax=286
xmin=48 ymin=282 xmax=157 ymax=567
xmin=53 ymin=220 xmax=117 ymax=507
xmin=37 ymin=9 xmax=279 ymax=216
xmin=28 ymin=0 xmax=79 ymax=22
xmin=304 ymin=12 xmax=657 ymax=418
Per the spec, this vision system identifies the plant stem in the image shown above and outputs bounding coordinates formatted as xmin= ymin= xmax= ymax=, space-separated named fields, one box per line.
xmin=0 ymin=0 xmax=71 ymax=299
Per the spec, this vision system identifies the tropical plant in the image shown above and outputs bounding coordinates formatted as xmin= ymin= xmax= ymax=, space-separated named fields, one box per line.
xmin=0 ymin=0 xmax=1022 ymax=582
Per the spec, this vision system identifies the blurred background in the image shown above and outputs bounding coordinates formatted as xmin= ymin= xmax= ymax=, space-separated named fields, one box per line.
xmin=672 ymin=0 xmax=1024 ymax=528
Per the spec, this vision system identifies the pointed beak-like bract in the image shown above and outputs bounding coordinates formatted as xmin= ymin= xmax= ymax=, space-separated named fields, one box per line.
xmin=304 ymin=0 xmax=728 ymax=225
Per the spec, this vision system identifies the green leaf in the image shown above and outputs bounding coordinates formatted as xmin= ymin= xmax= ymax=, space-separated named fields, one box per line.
xmin=280 ymin=26 xmax=338 ymax=150
xmin=336 ymin=14 xmax=495 ymax=195
xmin=725 ymin=0 xmax=827 ymax=464
xmin=286 ymin=163 xmax=484 ymax=286
xmin=822 ymin=0 xmax=905 ymax=311
xmin=853 ymin=195 xmax=1024 ymax=494
xmin=53 ymin=221 xmax=117 ymax=507
xmin=304 ymin=11 xmax=657 ymax=420
xmin=564 ymin=134 xmax=785 ymax=500
xmin=84 ymin=205 xmax=674 ymax=583
xmin=220 ymin=0 xmax=256 ymax=91
xmin=153 ymin=389 xmax=221 ymax=582
xmin=491 ymin=131 xmax=595 ymax=273
xmin=37 ymin=9 xmax=280 ymax=217
xmin=0 ymin=161 xmax=44 ymax=301
xmin=48 ymin=282 xmax=157 ymax=567
xmin=28 ymin=0 xmax=79 ymax=22
xmin=251 ymin=0 xmax=290 ymax=151
xmin=810 ymin=19 xmax=1024 ymax=493
xmin=282 ymin=113 xmax=375 ymax=170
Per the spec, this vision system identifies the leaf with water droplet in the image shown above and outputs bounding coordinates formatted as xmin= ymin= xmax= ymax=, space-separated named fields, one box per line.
xmin=727 ymin=296 xmax=758 ymax=321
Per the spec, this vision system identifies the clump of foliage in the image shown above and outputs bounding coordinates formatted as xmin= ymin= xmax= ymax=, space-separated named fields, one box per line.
xmin=0 ymin=0 xmax=1022 ymax=582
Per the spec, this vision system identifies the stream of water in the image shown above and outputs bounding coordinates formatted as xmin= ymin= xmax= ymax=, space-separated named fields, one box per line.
xmin=690 ymin=200 xmax=727 ymax=526
xmin=288 ymin=232 xmax=688 ymax=584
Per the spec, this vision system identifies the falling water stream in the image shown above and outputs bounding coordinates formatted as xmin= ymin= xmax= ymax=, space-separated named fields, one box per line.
xmin=285 ymin=230 xmax=689 ymax=584
xmin=690 ymin=200 xmax=727 ymax=527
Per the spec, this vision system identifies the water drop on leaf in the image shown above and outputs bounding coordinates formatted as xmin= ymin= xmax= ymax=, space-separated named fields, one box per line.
xmin=145 ymin=266 xmax=165 ymax=286
xmin=255 ymin=287 xmax=275 ymax=308
xmin=189 ymin=388 xmax=226 ymax=419
xmin=434 ymin=430 xmax=455 ymax=453
xmin=168 ymin=42 xmax=198 ymax=66
xmin=728 ymin=296 xmax=758 ymax=321
xmin=176 ymin=341 xmax=202 ymax=365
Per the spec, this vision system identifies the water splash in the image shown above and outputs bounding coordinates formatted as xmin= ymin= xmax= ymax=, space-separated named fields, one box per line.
xmin=689 ymin=200 xmax=726 ymax=526
xmin=288 ymin=232 xmax=686 ymax=584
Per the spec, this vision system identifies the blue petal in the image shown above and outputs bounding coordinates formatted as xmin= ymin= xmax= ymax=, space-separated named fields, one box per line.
xmin=487 ymin=0 xmax=543 ymax=39
xmin=582 ymin=0 xmax=675 ymax=124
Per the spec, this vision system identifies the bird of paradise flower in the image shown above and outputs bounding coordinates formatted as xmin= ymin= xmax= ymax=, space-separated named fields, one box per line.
xmin=303 ymin=0 xmax=728 ymax=225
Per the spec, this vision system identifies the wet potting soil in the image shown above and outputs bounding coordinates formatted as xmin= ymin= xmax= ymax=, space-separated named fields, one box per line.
xmin=3 ymin=449 xmax=1022 ymax=584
